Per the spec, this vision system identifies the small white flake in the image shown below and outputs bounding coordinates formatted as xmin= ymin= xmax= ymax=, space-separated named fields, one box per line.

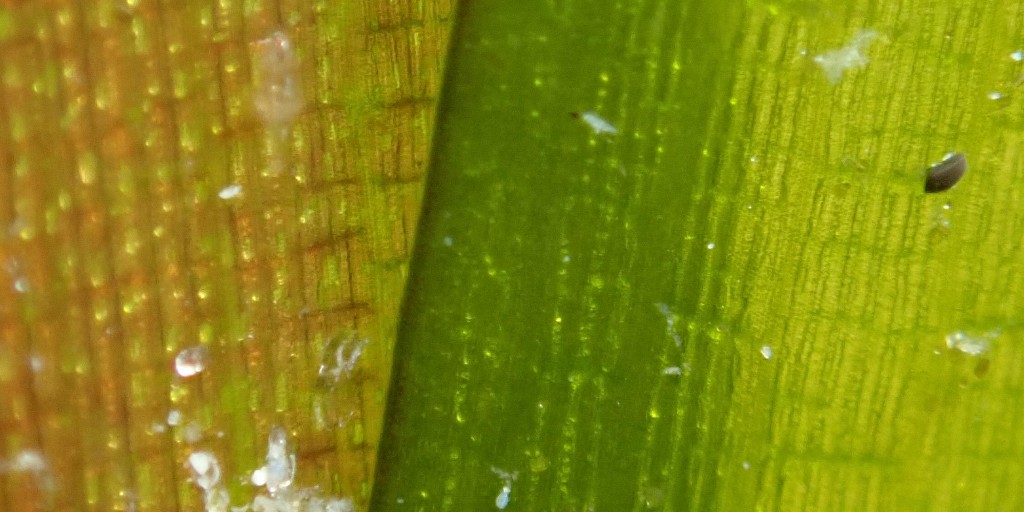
xmin=1011 ymin=50 xmax=1024 ymax=62
xmin=759 ymin=345 xmax=773 ymax=360
xmin=742 ymin=461 xmax=751 ymax=470
xmin=813 ymin=30 xmax=880 ymax=84
xmin=151 ymin=422 xmax=167 ymax=434
xmin=706 ymin=242 xmax=716 ymax=250
xmin=945 ymin=330 xmax=998 ymax=356
xmin=29 ymin=355 xmax=43 ymax=372
xmin=491 ymin=467 xmax=518 ymax=510
xmin=443 ymin=236 xmax=453 ymax=247
xmin=662 ymin=366 xmax=683 ymax=376
xmin=218 ymin=184 xmax=243 ymax=200
xmin=988 ymin=91 xmax=1005 ymax=101
xmin=175 ymin=346 xmax=208 ymax=377
xmin=318 ymin=335 xmax=369 ymax=386
xmin=577 ymin=111 xmax=618 ymax=135
xmin=562 ymin=255 xmax=571 ymax=263
xmin=13 ymin=277 xmax=28 ymax=293
xmin=167 ymin=409 xmax=182 ymax=426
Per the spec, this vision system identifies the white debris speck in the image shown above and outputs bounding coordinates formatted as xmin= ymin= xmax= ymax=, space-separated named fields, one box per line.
xmin=151 ymin=422 xmax=166 ymax=434
xmin=655 ymin=303 xmax=683 ymax=348
xmin=188 ymin=451 xmax=221 ymax=491
xmin=742 ymin=461 xmax=751 ymax=470
xmin=1011 ymin=50 xmax=1024 ymax=62
xmin=167 ymin=409 xmax=182 ymax=426
xmin=5 ymin=450 xmax=47 ymax=473
xmin=253 ymin=32 xmax=303 ymax=128
xmin=318 ymin=335 xmax=369 ymax=386
xmin=662 ymin=366 xmax=683 ymax=376
xmin=29 ymin=355 xmax=43 ymax=372
xmin=577 ymin=111 xmax=618 ymax=135
xmin=175 ymin=346 xmax=208 ymax=377
xmin=182 ymin=421 xmax=203 ymax=443
xmin=0 ymin=449 xmax=54 ymax=493
xmin=946 ymin=330 xmax=999 ymax=356
xmin=13 ymin=277 xmax=28 ymax=293
xmin=760 ymin=345 xmax=773 ymax=360
xmin=813 ymin=29 xmax=880 ymax=84
xmin=562 ymin=255 xmax=571 ymax=263
xmin=218 ymin=184 xmax=243 ymax=200
xmin=491 ymin=467 xmax=518 ymax=510
xmin=443 ymin=236 xmax=453 ymax=247
xmin=988 ymin=91 xmax=1005 ymax=101
xmin=251 ymin=467 xmax=267 ymax=487
xmin=706 ymin=242 xmax=716 ymax=250
xmin=252 ymin=31 xmax=303 ymax=175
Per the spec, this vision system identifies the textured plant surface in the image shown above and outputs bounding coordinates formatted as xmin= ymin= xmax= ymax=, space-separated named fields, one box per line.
xmin=3 ymin=0 xmax=1024 ymax=511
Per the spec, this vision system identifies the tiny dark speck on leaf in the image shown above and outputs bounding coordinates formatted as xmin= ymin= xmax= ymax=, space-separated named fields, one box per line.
xmin=924 ymin=152 xmax=967 ymax=193
xmin=974 ymin=357 xmax=991 ymax=378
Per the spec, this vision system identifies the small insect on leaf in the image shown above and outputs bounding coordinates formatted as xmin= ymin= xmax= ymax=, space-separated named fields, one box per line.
xmin=924 ymin=152 xmax=967 ymax=193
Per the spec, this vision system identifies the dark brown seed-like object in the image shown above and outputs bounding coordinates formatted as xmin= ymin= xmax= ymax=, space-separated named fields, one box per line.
xmin=924 ymin=152 xmax=967 ymax=193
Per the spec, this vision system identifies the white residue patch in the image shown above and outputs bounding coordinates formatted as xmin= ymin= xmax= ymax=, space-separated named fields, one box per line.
xmin=813 ymin=29 xmax=880 ymax=84
xmin=253 ymin=31 xmax=303 ymax=128
xmin=252 ymin=30 xmax=304 ymax=175
xmin=318 ymin=335 xmax=369 ymax=386
xmin=258 ymin=426 xmax=296 ymax=496
xmin=188 ymin=451 xmax=221 ymax=491
xmin=1011 ymin=50 xmax=1024 ymax=62
xmin=175 ymin=346 xmax=208 ymax=377
xmin=167 ymin=409 xmax=182 ymax=426
xmin=945 ymin=330 xmax=999 ymax=356
xmin=706 ymin=242 xmax=716 ymax=250
xmin=491 ymin=467 xmax=518 ymax=510
xmin=662 ymin=366 xmax=683 ymax=376
xmin=759 ymin=345 xmax=774 ymax=360
xmin=188 ymin=451 xmax=230 ymax=512
xmin=1 ymin=449 xmax=54 ymax=493
xmin=187 ymin=427 xmax=354 ymax=511
xmin=987 ymin=91 xmax=1005 ymax=101
xmin=218 ymin=184 xmax=243 ymax=200
xmin=2 ymin=449 xmax=47 ymax=474
xmin=655 ymin=303 xmax=683 ymax=348
xmin=577 ymin=111 xmax=618 ymax=135
xmin=182 ymin=421 xmax=203 ymax=444
xmin=243 ymin=427 xmax=354 ymax=511
xmin=443 ymin=236 xmax=453 ymax=247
